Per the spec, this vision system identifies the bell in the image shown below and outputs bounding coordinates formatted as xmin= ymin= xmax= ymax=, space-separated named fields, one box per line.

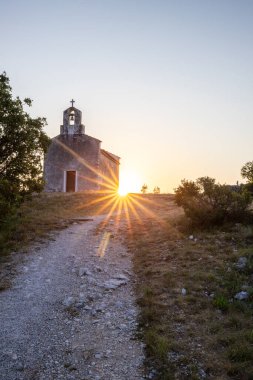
xmin=70 ymin=114 xmax=75 ymax=121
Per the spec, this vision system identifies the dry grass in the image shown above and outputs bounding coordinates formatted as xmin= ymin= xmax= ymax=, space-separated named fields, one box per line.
xmin=1 ymin=192 xmax=253 ymax=379
xmin=121 ymin=196 xmax=253 ymax=379
xmin=0 ymin=191 xmax=117 ymax=257
xmin=0 ymin=191 xmax=117 ymax=289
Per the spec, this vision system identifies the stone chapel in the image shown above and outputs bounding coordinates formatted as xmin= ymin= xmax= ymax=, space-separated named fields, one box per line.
xmin=44 ymin=102 xmax=120 ymax=192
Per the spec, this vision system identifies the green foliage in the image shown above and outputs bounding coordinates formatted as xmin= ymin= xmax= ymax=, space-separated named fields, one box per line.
xmin=0 ymin=72 xmax=50 ymax=194
xmin=145 ymin=329 xmax=169 ymax=360
xmin=0 ymin=179 xmax=21 ymax=219
xmin=241 ymin=161 xmax=253 ymax=183
xmin=0 ymin=72 xmax=50 ymax=220
xmin=153 ymin=186 xmax=160 ymax=194
xmin=213 ymin=295 xmax=229 ymax=312
xmin=243 ymin=182 xmax=253 ymax=195
xmin=228 ymin=343 xmax=253 ymax=362
xmin=174 ymin=177 xmax=252 ymax=227
xmin=141 ymin=183 xmax=148 ymax=194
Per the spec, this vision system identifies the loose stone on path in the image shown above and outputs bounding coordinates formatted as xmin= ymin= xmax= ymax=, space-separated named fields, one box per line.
xmin=0 ymin=215 xmax=145 ymax=380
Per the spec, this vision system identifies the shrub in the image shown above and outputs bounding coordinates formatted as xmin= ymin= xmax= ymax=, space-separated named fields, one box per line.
xmin=174 ymin=177 xmax=252 ymax=227
xmin=0 ymin=179 xmax=21 ymax=222
xmin=213 ymin=295 xmax=229 ymax=312
xmin=145 ymin=329 xmax=169 ymax=360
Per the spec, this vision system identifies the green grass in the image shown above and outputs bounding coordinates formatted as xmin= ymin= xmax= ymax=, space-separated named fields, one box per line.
xmin=228 ymin=343 xmax=253 ymax=362
xmin=145 ymin=329 xmax=170 ymax=360
xmin=213 ymin=295 xmax=230 ymax=312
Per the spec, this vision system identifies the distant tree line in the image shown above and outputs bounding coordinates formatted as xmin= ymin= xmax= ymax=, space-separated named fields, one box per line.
xmin=141 ymin=184 xmax=160 ymax=194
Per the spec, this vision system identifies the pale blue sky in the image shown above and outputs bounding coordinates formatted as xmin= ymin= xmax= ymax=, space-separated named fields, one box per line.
xmin=1 ymin=0 xmax=253 ymax=192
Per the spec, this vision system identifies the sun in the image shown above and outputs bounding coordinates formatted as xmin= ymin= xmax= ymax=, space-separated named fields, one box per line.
xmin=118 ymin=170 xmax=142 ymax=196
xmin=118 ymin=186 xmax=129 ymax=196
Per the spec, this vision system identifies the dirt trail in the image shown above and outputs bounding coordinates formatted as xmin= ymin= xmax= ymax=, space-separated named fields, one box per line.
xmin=0 ymin=215 xmax=145 ymax=380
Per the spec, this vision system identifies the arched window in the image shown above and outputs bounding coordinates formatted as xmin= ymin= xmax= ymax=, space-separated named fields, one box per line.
xmin=69 ymin=110 xmax=75 ymax=125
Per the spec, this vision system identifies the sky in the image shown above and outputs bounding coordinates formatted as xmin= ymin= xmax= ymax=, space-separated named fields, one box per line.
xmin=1 ymin=0 xmax=253 ymax=193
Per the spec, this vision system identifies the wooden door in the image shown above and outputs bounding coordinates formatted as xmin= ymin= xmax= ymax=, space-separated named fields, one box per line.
xmin=66 ymin=171 xmax=76 ymax=192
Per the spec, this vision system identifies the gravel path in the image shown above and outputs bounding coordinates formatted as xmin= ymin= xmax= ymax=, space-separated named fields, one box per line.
xmin=0 ymin=216 xmax=145 ymax=380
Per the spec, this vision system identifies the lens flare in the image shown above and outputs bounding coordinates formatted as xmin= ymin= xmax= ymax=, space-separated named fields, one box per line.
xmin=118 ymin=170 xmax=142 ymax=196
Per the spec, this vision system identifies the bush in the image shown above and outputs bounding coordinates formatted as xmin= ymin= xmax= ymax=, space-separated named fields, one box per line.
xmin=174 ymin=177 xmax=252 ymax=227
xmin=0 ymin=179 xmax=21 ymax=221
xmin=242 ymin=182 xmax=253 ymax=196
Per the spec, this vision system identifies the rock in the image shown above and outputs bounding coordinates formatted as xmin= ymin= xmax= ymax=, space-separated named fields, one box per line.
xmin=86 ymin=276 xmax=97 ymax=285
xmin=69 ymin=364 xmax=77 ymax=371
xmin=235 ymin=257 xmax=247 ymax=270
xmin=63 ymin=296 xmax=75 ymax=307
xmin=189 ymin=235 xmax=194 ymax=240
xmin=78 ymin=292 xmax=86 ymax=302
xmin=147 ymin=368 xmax=157 ymax=379
xmin=234 ymin=291 xmax=249 ymax=300
xmin=104 ymin=279 xmax=127 ymax=289
xmin=95 ymin=306 xmax=104 ymax=313
xmin=115 ymin=274 xmax=129 ymax=281
xmin=126 ymin=309 xmax=136 ymax=317
xmin=198 ymin=368 xmax=207 ymax=379
xmin=15 ymin=362 xmax=24 ymax=371
xmin=181 ymin=288 xmax=187 ymax=296
xmin=76 ymin=301 xmax=85 ymax=309
xmin=79 ymin=267 xmax=92 ymax=276
xmin=119 ymin=323 xmax=128 ymax=330
xmin=115 ymin=301 xmax=124 ymax=308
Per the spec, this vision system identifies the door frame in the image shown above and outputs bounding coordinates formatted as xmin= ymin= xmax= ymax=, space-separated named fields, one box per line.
xmin=63 ymin=170 xmax=78 ymax=192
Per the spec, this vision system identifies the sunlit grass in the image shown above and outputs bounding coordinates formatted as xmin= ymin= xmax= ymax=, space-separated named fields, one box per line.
xmin=124 ymin=210 xmax=253 ymax=379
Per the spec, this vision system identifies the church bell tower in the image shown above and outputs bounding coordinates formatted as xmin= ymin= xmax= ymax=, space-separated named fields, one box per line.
xmin=60 ymin=99 xmax=85 ymax=135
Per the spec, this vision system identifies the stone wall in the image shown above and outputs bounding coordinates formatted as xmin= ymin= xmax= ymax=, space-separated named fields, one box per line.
xmin=44 ymin=134 xmax=101 ymax=192
xmin=99 ymin=151 xmax=119 ymax=192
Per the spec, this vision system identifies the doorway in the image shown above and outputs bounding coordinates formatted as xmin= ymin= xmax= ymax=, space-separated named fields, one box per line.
xmin=66 ymin=171 xmax=76 ymax=192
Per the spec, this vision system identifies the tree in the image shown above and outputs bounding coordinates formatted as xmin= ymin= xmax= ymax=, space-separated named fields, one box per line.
xmin=0 ymin=72 xmax=50 ymax=195
xmin=153 ymin=186 xmax=160 ymax=194
xmin=241 ymin=161 xmax=253 ymax=183
xmin=141 ymin=183 xmax=148 ymax=194
xmin=175 ymin=176 xmax=251 ymax=227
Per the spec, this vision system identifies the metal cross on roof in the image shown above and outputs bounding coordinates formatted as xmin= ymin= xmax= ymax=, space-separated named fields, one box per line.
xmin=70 ymin=99 xmax=75 ymax=107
